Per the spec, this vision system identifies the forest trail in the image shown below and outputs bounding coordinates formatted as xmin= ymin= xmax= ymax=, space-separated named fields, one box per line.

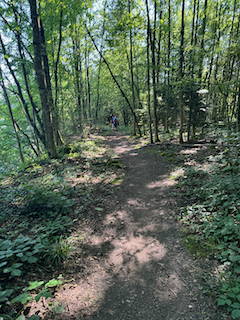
xmin=86 ymin=132 xmax=215 ymax=320
xmin=32 ymin=132 xmax=216 ymax=320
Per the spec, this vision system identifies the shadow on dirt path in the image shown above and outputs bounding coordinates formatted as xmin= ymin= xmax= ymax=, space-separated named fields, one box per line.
xmin=83 ymin=132 xmax=215 ymax=320
xmin=33 ymin=133 xmax=217 ymax=320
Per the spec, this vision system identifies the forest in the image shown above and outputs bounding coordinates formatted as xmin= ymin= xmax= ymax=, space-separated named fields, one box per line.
xmin=1 ymin=0 xmax=240 ymax=319
xmin=0 ymin=0 xmax=239 ymax=168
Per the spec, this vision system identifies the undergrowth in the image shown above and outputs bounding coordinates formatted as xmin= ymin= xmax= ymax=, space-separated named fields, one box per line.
xmin=177 ymin=131 xmax=240 ymax=319
xmin=0 ymin=136 xmax=122 ymax=319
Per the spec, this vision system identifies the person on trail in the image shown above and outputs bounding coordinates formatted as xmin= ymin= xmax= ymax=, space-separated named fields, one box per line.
xmin=111 ymin=115 xmax=115 ymax=129
xmin=113 ymin=115 xmax=119 ymax=131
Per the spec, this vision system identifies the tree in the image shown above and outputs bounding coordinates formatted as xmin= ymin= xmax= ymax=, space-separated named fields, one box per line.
xmin=28 ymin=0 xmax=57 ymax=158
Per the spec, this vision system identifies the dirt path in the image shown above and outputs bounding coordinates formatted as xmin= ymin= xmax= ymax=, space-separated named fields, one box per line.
xmin=33 ymin=133 xmax=216 ymax=320
xmin=84 ymin=133 xmax=214 ymax=320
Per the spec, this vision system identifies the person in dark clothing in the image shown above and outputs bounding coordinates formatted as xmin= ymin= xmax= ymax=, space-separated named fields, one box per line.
xmin=113 ymin=115 xmax=119 ymax=131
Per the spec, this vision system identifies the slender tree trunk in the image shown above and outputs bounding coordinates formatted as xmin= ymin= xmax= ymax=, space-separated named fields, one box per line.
xmin=12 ymin=7 xmax=44 ymax=137
xmin=0 ymin=32 xmax=45 ymax=146
xmin=28 ymin=0 xmax=57 ymax=158
xmin=0 ymin=67 xmax=24 ymax=163
xmin=73 ymin=37 xmax=82 ymax=132
xmin=146 ymin=14 xmax=153 ymax=144
xmin=95 ymin=0 xmax=107 ymax=125
xmin=198 ymin=0 xmax=208 ymax=82
xmin=187 ymin=0 xmax=196 ymax=142
xmin=87 ymin=55 xmax=92 ymax=123
xmin=145 ymin=0 xmax=159 ymax=142
xmin=156 ymin=5 xmax=163 ymax=83
xmin=204 ymin=1 xmax=220 ymax=88
xmin=165 ymin=0 xmax=171 ymax=133
xmin=80 ymin=53 xmax=87 ymax=120
xmin=53 ymin=8 xmax=64 ymax=145
xmin=179 ymin=0 xmax=185 ymax=144
xmin=128 ymin=0 xmax=137 ymax=135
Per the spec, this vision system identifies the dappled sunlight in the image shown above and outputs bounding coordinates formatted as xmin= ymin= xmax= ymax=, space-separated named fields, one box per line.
xmin=108 ymin=234 xmax=167 ymax=267
xmin=180 ymin=148 xmax=199 ymax=155
xmin=26 ymin=134 xmax=214 ymax=320
xmin=146 ymin=176 xmax=176 ymax=189
xmin=169 ymin=168 xmax=184 ymax=180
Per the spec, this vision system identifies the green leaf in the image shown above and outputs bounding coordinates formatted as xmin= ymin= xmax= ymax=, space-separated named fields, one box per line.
xmin=233 ymin=288 xmax=240 ymax=294
xmin=0 ymin=289 xmax=13 ymax=302
xmin=0 ymin=261 xmax=7 ymax=268
xmin=16 ymin=315 xmax=25 ymax=320
xmin=232 ymin=309 xmax=240 ymax=319
xmin=45 ymin=279 xmax=62 ymax=288
xmin=54 ymin=303 xmax=65 ymax=314
xmin=232 ymin=302 xmax=240 ymax=309
xmin=35 ymin=290 xmax=52 ymax=302
xmin=11 ymin=268 xmax=22 ymax=276
xmin=28 ymin=316 xmax=40 ymax=320
xmin=226 ymin=299 xmax=233 ymax=306
xmin=236 ymin=294 xmax=240 ymax=302
xmin=218 ymin=299 xmax=227 ymax=306
xmin=27 ymin=256 xmax=37 ymax=264
xmin=16 ymin=252 xmax=24 ymax=257
xmin=230 ymin=255 xmax=240 ymax=262
xmin=94 ymin=207 xmax=103 ymax=211
xmin=11 ymin=263 xmax=23 ymax=269
xmin=12 ymin=293 xmax=33 ymax=304
xmin=28 ymin=281 xmax=44 ymax=290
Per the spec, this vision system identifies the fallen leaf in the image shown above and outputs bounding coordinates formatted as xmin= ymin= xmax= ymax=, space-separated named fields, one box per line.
xmin=108 ymin=310 xmax=114 ymax=315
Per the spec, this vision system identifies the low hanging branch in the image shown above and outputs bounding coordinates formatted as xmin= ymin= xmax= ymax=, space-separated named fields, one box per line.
xmin=85 ymin=25 xmax=141 ymax=136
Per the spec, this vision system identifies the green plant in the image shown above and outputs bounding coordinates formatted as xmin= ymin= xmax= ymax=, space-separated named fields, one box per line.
xmin=178 ymin=133 xmax=240 ymax=317
xmin=0 ymin=235 xmax=43 ymax=278
xmin=36 ymin=215 xmax=73 ymax=240
xmin=0 ymin=277 xmax=64 ymax=320
xmin=43 ymin=236 xmax=75 ymax=266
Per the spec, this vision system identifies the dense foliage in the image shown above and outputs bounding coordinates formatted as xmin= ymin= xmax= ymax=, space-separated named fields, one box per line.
xmin=0 ymin=0 xmax=240 ymax=168
xmin=178 ymin=131 xmax=240 ymax=319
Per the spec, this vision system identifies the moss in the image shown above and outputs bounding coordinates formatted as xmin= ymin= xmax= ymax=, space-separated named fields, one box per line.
xmin=184 ymin=234 xmax=217 ymax=259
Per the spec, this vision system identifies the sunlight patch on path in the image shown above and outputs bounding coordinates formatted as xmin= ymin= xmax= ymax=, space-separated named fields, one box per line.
xmin=108 ymin=235 xmax=167 ymax=267
xmin=146 ymin=176 xmax=177 ymax=189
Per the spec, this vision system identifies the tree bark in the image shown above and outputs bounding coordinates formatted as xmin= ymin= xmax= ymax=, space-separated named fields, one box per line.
xmin=146 ymin=11 xmax=153 ymax=144
xmin=28 ymin=0 xmax=57 ymax=158
xmin=145 ymin=0 xmax=159 ymax=142
xmin=179 ymin=0 xmax=185 ymax=144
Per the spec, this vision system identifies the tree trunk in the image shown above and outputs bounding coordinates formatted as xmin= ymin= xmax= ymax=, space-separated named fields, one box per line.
xmin=179 ymin=0 xmax=185 ymax=144
xmin=128 ymin=0 xmax=136 ymax=135
xmin=53 ymin=8 xmax=64 ymax=145
xmin=145 ymin=0 xmax=159 ymax=142
xmin=73 ymin=36 xmax=82 ymax=132
xmin=198 ymin=0 xmax=208 ymax=81
xmin=146 ymin=0 xmax=153 ymax=143
xmin=0 ymin=31 xmax=45 ymax=147
xmin=28 ymin=0 xmax=57 ymax=158
xmin=0 ymin=67 xmax=24 ymax=163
